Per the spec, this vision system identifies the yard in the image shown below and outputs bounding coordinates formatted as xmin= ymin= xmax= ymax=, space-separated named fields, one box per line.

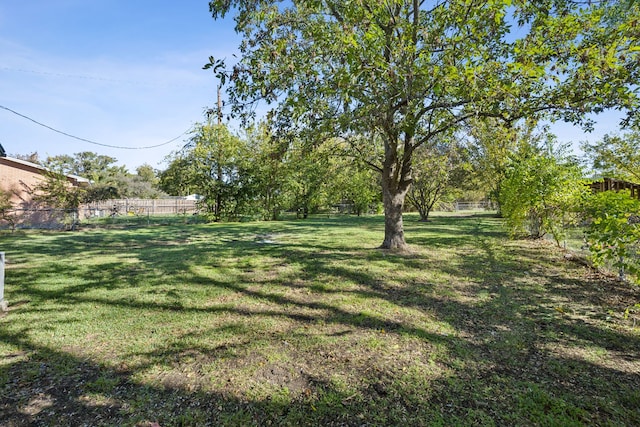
xmin=1 ymin=213 xmax=639 ymax=426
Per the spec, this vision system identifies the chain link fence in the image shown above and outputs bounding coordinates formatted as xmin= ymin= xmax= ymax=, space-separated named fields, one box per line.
xmin=434 ymin=200 xmax=497 ymax=211
xmin=552 ymin=222 xmax=640 ymax=284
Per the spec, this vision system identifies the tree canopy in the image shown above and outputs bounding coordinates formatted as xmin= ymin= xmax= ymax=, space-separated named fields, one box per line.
xmin=43 ymin=152 xmax=165 ymax=201
xmin=209 ymin=0 xmax=639 ymax=249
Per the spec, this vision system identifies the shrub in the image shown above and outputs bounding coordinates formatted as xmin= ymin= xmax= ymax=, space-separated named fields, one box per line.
xmin=584 ymin=190 xmax=640 ymax=284
xmin=500 ymin=147 xmax=587 ymax=245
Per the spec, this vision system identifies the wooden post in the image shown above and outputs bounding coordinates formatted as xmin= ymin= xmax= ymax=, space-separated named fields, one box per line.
xmin=0 ymin=252 xmax=7 ymax=312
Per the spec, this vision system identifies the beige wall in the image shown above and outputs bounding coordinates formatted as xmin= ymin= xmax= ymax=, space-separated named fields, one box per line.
xmin=0 ymin=158 xmax=46 ymax=207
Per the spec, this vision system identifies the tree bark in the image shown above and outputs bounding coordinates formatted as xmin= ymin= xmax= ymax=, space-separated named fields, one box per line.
xmin=379 ymin=130 xmax=413 ymax=250
xmin=381 ymin=188 xmax=409 ymax=249
xmin=380 ymin=181 xmax=410 ymax=250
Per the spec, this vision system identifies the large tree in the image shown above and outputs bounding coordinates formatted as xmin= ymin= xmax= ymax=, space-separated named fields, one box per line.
xmin=209 ymin=0 xmax=639 ymax=249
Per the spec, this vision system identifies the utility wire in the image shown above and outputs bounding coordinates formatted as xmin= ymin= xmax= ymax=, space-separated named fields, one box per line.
xmin=1 ymin=66 xmax=144 ymax=85
xmin=0 ymin=104 xmax=189 ymax=150
xmin=1 ymin=66 xmax=197 ymax=88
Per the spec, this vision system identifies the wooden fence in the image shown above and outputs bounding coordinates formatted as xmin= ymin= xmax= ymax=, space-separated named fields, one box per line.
xmin=589 ymin=178 xmax=640 ymax=200
xmin=81 ymin=198 xmax=199 ymax=217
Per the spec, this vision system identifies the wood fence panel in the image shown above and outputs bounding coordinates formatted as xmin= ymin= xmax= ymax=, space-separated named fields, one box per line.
xmin=81 ymin=199 xmax=198 ymax=217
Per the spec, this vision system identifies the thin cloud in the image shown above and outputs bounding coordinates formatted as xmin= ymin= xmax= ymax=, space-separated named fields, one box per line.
xmin=0 ymin=39 xmax=232 ymax=169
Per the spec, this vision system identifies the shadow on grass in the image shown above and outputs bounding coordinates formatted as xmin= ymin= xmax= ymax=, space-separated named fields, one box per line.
xmin=1 ymin=214 xmax=639 ymax=425
xmin=1 ymin=327 xmax=350 ymax=426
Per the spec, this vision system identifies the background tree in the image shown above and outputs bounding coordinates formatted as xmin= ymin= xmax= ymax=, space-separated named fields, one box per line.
xmin=110 ymin=164 xmax=166 ymax=199
xmin=284 ymin=144 xmax=333 ymax=219
xmin=31 ymin=171 xmax=87 ymax=230
xmin=136 ymin=164 xmax=160 ymax=186
xmin=44 ymin=152 xmax=126 ymax=202
xmin=10 ymin=152 xmax=41 ymax=164
xmin=158 ymin=153 xmax=201 ymax=196
xmin=196 ymin=122 xmax=248 ymax=221
xmin=32 ymin=172 xmax=86 ymax=210
xmin=44 ymin=152 xmax=126 ymax=182
xmin=465 ymin=118 xmax=540 ymax=213
xmin=331 ymin=164 xmax=381 ymax=216
xmin=136 ymin=163 xmax=158 ymax=185
xmin=209 ymin=0 xmax=639 ymax=249
xmin=164 ymin=122 xmax=250 ymax=221
xmin=44 ymin=152 xmax=166 ymax=200
xmin=244 ymin=123 xmax=291 ymax=220
xmin=320 ymin=138 xmax=381 ymax=217
xmin=582 ymin=127 xmax=640 ymax=183
xmin=111 ymin=174 xmax=167 ymax=199
xmin=407 ymin=136 xmax=468 ymax=222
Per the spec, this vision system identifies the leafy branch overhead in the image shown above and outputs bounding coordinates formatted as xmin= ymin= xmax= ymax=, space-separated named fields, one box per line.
xmin=210 ymin=0 xmax=639 ymax=131
xmin=203 ymin=56 xmax=229 ymax=85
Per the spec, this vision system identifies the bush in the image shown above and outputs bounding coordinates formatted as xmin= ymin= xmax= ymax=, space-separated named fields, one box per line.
xmin=500 ymin=147 xmax=587 ymax=245
xmin=584 ymin=190 xmax=640 ymax=284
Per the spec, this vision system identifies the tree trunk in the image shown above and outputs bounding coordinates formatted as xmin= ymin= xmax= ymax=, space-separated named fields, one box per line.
xmin=379 ymin=132 xmax=413 ymax=250
xmin=215 ymin=163 xmax=223 ymax=222
xmin=421 ymin=198 xmax=438 ymax=222
xmin=381 ymin=186 xmax=409 ymax=250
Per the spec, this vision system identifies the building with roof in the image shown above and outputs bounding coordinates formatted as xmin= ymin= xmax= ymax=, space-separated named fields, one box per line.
xmin=0 ymin=144 xmax=90 ymax=208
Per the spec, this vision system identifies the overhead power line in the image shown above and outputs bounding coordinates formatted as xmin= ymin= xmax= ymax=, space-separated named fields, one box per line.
xmin=1 ymin=66 xmax=146 ymax=85
xmin=0 ymin=104 xmax=189 ymax=150
xmin=0 ymin=66 xmax=197 ymax=88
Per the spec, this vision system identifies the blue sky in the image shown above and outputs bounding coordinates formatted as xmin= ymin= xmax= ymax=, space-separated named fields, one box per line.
xmin=0 ymin=1 xmax=626 ymax=172
xmin=0 ymin=1 xmax=240 ymax=171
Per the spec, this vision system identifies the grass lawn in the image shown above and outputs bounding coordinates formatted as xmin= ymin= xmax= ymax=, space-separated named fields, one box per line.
xmin=1 ymin=212 xmax=639 ymax=426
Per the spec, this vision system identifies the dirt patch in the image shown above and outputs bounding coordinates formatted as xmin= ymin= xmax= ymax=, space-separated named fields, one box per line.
xmin=157 ymin=371 xmax=207 ymax=392
xmin=252 ymin=363 xmax=311 ymax=394
xmin=18 ymin=393 xmax=54 ymax=416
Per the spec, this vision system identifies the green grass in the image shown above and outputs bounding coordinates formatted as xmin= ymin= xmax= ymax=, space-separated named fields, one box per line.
xmin=1 ymin=212 xmax=639 ymax=426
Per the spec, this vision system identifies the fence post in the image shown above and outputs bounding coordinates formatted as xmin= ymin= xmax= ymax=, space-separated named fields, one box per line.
xmin=0 ymin=252 xmax=7 ymax=312
xmin=619 ymin=256 xmax=626 ymax=282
